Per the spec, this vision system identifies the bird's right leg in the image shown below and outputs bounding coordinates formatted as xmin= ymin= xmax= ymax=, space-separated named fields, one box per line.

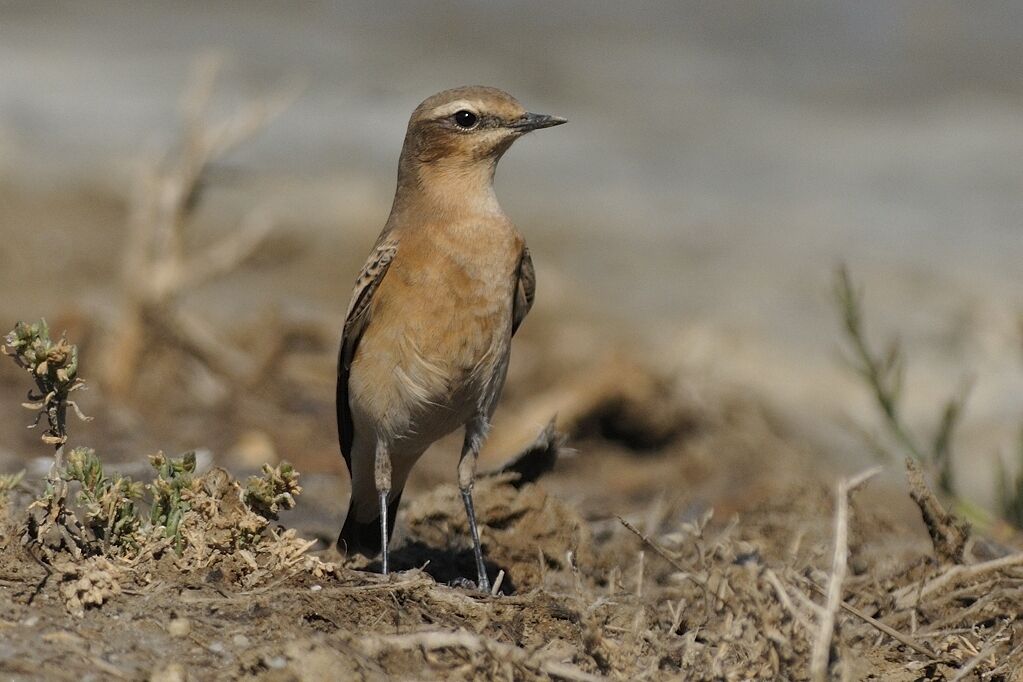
xmin=374 ymin=439 xmax=392 ymax=575
xmin=459 ymin=418 xmax=491 ymax=592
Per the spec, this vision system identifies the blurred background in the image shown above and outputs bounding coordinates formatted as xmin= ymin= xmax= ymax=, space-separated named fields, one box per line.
xmin=1 ymin=1 xmax=1021 ymax=530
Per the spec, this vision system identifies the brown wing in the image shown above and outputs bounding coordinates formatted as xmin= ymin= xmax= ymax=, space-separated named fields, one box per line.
xmin=336 ymin=235 xmax=398 ymax=472
xmin=512 ymin=246 xmax=535 ymax=336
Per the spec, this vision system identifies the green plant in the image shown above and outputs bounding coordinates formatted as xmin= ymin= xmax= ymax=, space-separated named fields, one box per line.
xmin=3 ymin=318 xmax=313 ymax=571
xmin=0 ymin=471 xmax=25 ymax=497
xmin=63 ymin=448 xmax=144 ymax=551
xmin=148 ymin=451 xmax=199 ymax=550
xmin=996 ymin=430 xmax=1023 ymax=528
xmin=2 ymin=320 xmax=90 ymax=451
xmin=4 ymin=320 xmax=93 ymax=552
xmin=834 ymin=266 xmax=967 ymax=495
xmin=243 ymin=462 xmax=301 ymax=520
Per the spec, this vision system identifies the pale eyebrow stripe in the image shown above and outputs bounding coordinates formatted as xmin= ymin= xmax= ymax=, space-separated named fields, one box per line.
xmin=430 ymin=100 xmax=486 ymax=118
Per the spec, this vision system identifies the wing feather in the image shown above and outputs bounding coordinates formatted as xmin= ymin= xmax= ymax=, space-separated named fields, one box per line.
xmin=336 ymin=235 xmax=398 ymax=472
xmin=512 ymin=246 xmax=535 ymax=336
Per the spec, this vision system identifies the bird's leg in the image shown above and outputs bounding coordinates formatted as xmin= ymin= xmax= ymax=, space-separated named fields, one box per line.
xmin=459 ymin=419 xmax=490 ymax=592
xmin=374 ymin=440 xmax=392 ymax=575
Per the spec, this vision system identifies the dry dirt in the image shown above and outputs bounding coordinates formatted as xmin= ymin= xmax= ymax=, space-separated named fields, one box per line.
xmin=2 ymin=338 xmax=1023 ymax=681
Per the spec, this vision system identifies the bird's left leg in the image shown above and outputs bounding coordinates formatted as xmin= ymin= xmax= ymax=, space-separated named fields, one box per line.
xmin=459 ymin=416 xmax=491 ymax=592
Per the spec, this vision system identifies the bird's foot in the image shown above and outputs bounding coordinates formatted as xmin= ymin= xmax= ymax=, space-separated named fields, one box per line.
xmin=447 ymin=576 xmax=491 ymax=594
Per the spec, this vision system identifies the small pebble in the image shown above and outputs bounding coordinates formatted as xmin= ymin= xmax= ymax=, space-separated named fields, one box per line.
xmin=233 ymin=634 xmax=250 ymax=647
xmin=167 ymin=617 xmax=191 ymax=638
xmin=208 ymin=641 xmax=225 ymax=654
xmin=310 ymin=584 xmax=322 ymax=592
xmin=266 ymin=656 xmax=287 ymax=670
xmin=23 ymin=616 xmax=39 ymax=627
xmin=150 ymin=663 xmax=185 ymax=682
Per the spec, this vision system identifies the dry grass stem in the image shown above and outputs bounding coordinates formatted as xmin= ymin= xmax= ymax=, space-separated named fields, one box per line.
xmin=617 ymin=515 xmax=708 ymax=589
xmin=636 ymin=550 xmax=644 ymax=598
xmin=810 ymin=466 xmax=880 ymax=682
xmin=801 ymin=577 xmax=937 ymax=659
xmin=896 ymin=551 xmax=1023 ymax=610
xmin=490 ymin=569 xmax=505 ymax=596
xmin=948 ymin=622 xmax=1010 ymax=682
xmin=764 ymin=568 xmax=816 ymax=634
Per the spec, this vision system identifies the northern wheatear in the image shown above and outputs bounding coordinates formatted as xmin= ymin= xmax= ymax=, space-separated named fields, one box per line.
xmin=336 ymin=86 xmax=565 ymax=590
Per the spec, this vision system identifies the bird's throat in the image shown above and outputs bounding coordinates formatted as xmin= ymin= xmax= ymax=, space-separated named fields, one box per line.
xmin=398 ymin=157 xmax=503 ymax=219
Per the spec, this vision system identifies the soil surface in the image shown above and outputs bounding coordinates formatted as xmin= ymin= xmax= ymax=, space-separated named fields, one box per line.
xmin=2 ymin=341 xmax=1022 ymax=680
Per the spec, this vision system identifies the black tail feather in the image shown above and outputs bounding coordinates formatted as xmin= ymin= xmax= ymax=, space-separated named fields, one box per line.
xmin=337 ymin=490 xmax=404 ymax=558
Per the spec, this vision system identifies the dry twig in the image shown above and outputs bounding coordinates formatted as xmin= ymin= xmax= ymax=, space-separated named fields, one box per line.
xmin=905 ymin=457 xmax=970 ymax=564
xmin=810 ymin=466 xmax=880 ymax=682
xmin=894 ymin=551 xmax=1023 ymax=611
xmin=102 ymin=55 xmax=300 ymax=398
xmin=800 ymin=578 xmax=937 ymax=660
xmin=948 ymin=621 xmax=1010 ymax=682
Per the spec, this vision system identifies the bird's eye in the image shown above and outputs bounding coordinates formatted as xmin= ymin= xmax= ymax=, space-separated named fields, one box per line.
xmin=453 ymin=110 xmax=479 ymax=129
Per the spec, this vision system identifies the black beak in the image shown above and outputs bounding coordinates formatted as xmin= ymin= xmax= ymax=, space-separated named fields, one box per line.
xmin=510 ymin=112 xmax=568 ymax=132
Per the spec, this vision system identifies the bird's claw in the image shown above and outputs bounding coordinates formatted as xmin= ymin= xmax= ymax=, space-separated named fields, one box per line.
xmin=447 ymin=576 xmax=491 ymax=594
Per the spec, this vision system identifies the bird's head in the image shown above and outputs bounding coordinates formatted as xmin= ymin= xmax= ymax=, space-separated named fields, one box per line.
xmin=400 ymin=86 xmax=566 ymax=177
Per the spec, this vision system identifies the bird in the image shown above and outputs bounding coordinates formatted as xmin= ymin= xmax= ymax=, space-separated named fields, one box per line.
xmin=335 ymin=86 xmax=566 ymax=590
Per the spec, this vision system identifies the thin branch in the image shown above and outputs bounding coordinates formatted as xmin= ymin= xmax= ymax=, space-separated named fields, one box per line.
xmin=171 ymin=209 xmax=275 ymax=291
xmin=101 ymin=55 xmax=300 ymax=398
xmin=157 ymin=307 xmax=258 ymax=383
